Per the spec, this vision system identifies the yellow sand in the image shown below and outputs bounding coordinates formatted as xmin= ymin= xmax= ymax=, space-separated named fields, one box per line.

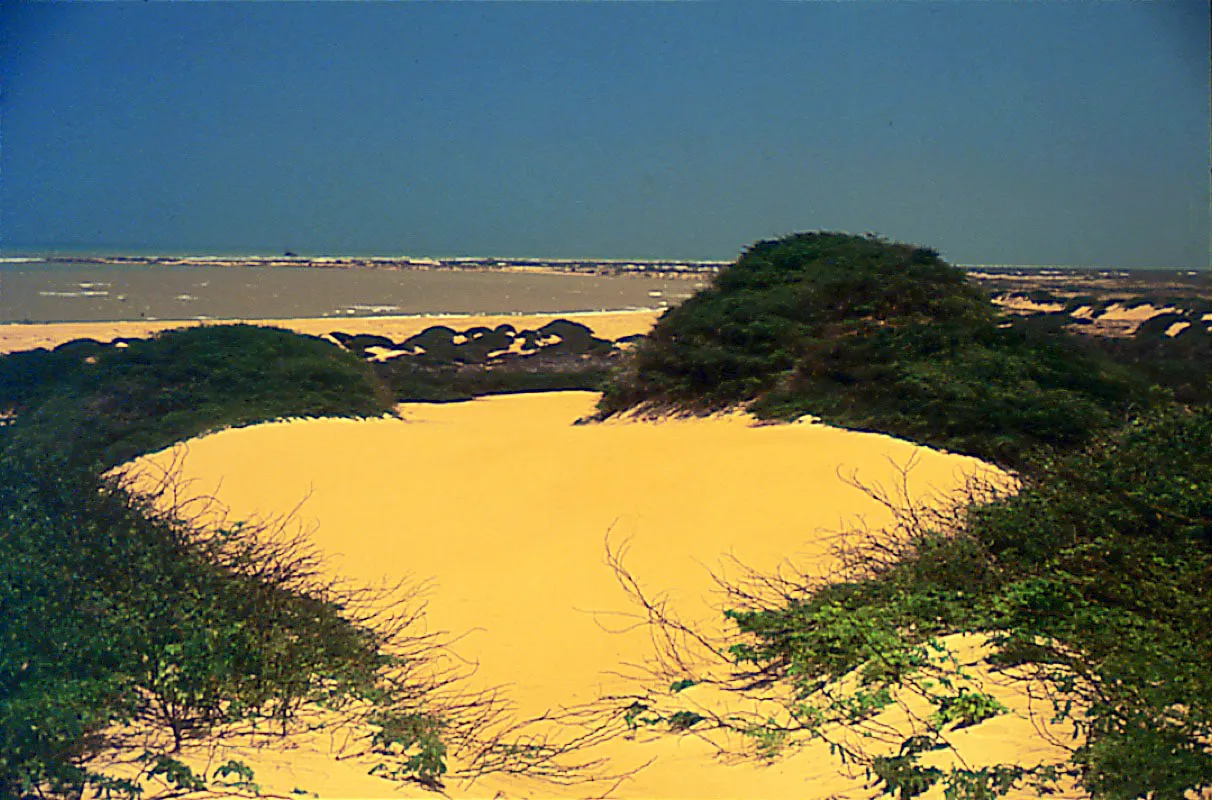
xmin=1080 ymin=304 xmax=1181 ymax=337
xmin=995 ymin=299 xmax=1189 ymax=337
xmin=992 ymin=297 xmax=1066 ymax=315
xmin=123 ymin=391 xmax=1078 ymax=800
xmin=0 ymin=311 xmax=662 ymax=354
xmin=1093 ymin=303 xmax=1179 ymax=323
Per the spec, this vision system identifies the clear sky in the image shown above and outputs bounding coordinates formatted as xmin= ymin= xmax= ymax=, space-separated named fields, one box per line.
xmin=2 ymin=1 xmax=1208 ymax=267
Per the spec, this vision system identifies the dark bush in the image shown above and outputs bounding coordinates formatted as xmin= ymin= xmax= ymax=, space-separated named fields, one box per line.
xmin=598 ymin=232 xmax=1145 ymax=467
xmin=2 ymin=324 xmax=394 ymax=468
xmin=0 ymin=325 xmax=457 ymax=798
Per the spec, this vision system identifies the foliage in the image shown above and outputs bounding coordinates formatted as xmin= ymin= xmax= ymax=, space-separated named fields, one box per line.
xmin=1088 ymin=308 xmax=1210 ymax=406
xmin=360 ymin=319 xmax=620 ymax=403
xmin=375 ymin=358 xmax=609 ymax=404
xmin=597 ymin=232 xmax=1146 ymax=467
xmin=0 ymin=325 xmax=472 ymax=798
xmin=594 ymin=241 xmax=1208 ymax=796
xmin=711 ymin=406 xmax=1211 ymax=798
xmin=0 ymin=435 xmax=461 ymax=798
xmin=0 ymin=324 xmax=395 ymax=468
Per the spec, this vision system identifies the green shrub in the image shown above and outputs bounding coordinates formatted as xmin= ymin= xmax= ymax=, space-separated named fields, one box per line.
xmin=2 ymin=324 xmax=395 ymax=468
xmin=598 ymin=232 xmax=1146 ymax=467
xmin=0 ymin=325 xmax=445 ymax=797
xmin=717 ymin=406 xmax=1212 ymax=798
xmin=0 ymin=440 xmax=450 ymax=798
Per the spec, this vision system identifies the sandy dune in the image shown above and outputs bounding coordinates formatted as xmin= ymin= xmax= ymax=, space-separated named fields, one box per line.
xmin=123 ymin=391 xmax=1077 ymax=800
xmin=992 ymin=297 xmax=1198 ymax=337
xmin=991 ymin=297 xmax=1066 ymax=315
xmin=0 ymin=310 xmax=663 ymax=354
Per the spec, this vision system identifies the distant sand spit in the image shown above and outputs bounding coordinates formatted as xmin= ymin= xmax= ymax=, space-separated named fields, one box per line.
xmin=0 ymin=310 xmax=663 ymax=354
xmin=6 ymin=297 xmax=1199 ymax=356
xmin=120 ymin=391 xmax=1078 ymax=800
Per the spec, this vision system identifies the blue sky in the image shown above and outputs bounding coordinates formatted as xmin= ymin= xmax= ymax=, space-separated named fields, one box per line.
xmin=2 ymin=1 xmax=1208 ymax=267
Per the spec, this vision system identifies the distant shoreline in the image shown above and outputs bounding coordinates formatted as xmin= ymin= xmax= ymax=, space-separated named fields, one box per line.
xmin=0 ymin=309 xmax=665 ymax=355
xmin=4 ymin=253 xmax=1202 ymax=274
xmin=1 ymin=254 xmax=727 ymax=280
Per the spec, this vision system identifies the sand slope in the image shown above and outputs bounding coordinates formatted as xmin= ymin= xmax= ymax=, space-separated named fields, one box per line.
xmin=125 ymin=392 xmax=1073 ymax=800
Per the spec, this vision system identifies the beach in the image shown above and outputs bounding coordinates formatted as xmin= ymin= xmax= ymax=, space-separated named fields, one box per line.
xmin=9 ymin=2 xmax=1207 ymax=795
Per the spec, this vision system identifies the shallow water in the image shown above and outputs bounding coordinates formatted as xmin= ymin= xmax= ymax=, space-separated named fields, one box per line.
xmin=0 ymin=262 xmax=702 ymax=322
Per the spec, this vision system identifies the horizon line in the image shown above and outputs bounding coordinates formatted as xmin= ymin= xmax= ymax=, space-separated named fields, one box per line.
xmin=0 ymin=247 xmax=1205 ymax=273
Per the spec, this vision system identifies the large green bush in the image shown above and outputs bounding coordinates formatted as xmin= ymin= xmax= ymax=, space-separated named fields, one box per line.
xmin=0 ymin=442 xmax=450 ymax=798
xmin=1 ymin=323 xmax=613 ymax=797
xmin=598 ymin=232 xmax=1145 ymax=466
xmin=595 ymin=234 xmax=1207 ymax=797
xmin=2 ymin=324 xmax=395 ymax=468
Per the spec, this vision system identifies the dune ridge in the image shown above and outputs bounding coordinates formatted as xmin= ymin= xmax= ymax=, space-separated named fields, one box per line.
xmin=0 ymin=310 xmax=663 ymax=355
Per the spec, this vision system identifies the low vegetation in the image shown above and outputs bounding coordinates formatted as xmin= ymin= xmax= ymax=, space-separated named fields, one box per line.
xmin=597 ymin=232 xmax=1209 ymax=798
xmin=376 ymin=357 xmax=611 ymax=402
xmin=1088 ymin=309 xmax=1211 ymax=406
xmin=597 ymin=232 xmax=1147 ymax=467
xmin=0 ymin=443 xmax=456 ymax=798
xmin=700 ymin=405 xmax=1211 ymax=799
xmin=0 ymin=324 xmax=394 ymax=468
xmin=3 ymin=242 xmax=1207 ymax=798
xmin=354 ymin=319 xmax=621 ymax=403
xmin=0 ymin=325 xmax=466 ymax=798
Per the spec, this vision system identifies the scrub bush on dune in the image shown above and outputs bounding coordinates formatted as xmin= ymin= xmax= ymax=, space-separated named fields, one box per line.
xmin=0 ymin=324 xmax=602 ymax=798
xmin=597 ymin=231 xmax=1145 ymax=468
xmin=607 ymin=405 xmax=1211 ymax=799
xmin=1 ymin=324 xmax=395 ymax=468
xmin=0 ymin=439 xmax=461 ymax=799
xmin=596 ymin=232 xmax=1210 ymax=799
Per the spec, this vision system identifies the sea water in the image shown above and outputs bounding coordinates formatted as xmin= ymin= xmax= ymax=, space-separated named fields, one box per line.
xmin=0 ymin=260 xmax=700 ymax=323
